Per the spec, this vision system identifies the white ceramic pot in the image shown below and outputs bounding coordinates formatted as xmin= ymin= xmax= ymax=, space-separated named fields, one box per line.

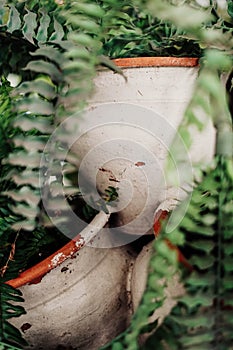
xmin=67 ymin=57 xmax=215 ymax=240
xmin=8 ymin=57 xmax=215 ymax=350
xmin=10 ymin=242 xmax=134 ymax=349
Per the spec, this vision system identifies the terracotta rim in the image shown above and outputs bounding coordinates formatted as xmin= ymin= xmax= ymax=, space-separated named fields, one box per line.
xmin=7 ymin=233 xmax=85 ymax=288
xmin=7 ymin=211 xmax=110 ymax=288
xmin=6 ymin=56 xmax=198 ymax=289
xmin=113 ymin=57 xmax=199 ymax=68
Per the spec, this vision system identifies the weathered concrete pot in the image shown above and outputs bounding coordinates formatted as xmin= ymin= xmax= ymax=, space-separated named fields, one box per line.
xmin=7 ymin=57 xmax=215 ymax=349
xmin=69 ymin=57 xmax=215 ymax=239
xmin=7 ymin=212 xmax=135 ymax=349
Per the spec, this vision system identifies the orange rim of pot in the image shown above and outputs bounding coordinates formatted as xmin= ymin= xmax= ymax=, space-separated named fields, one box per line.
xmin=6 ymin=57 xmax=198 ymax=289
xmin=112 ymin=57 xmax=199 ymax=68
xmin=6 ymin=233 xmax=86 ymax=288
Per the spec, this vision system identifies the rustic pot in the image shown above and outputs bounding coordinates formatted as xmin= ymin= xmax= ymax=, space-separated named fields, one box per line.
xmin=69 ymin=57 xmax=215 ymax=241
xmin=8 ymin=213 xmax=135 ymax=350
xmin=7 ymin=57 xmax=216 ymax=349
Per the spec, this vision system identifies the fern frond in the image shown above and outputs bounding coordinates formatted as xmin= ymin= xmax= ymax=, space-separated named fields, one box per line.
xmin=148 ymin=156 xmax=233 ymax=349
xmin=101 ymin=2 xmax=201 ymax=59
xmin=0 ymin=74 xmax=68 ymax=279
xmin=0 ymin=0 xmax=114 ymax=236
xmin=0 ymin=341 xmax=22 ymax=350
xmin=4 ymin=70 xmax=56 ymax=231
xmin=0 ymin=282 xmax=26 ymax=348
xmin=0 ymin=1 xmax=66 ymax=77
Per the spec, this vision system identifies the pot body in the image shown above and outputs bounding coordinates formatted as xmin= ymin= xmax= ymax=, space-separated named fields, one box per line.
xmin=11 ymin=245 xmax=134 ymax=350
xmin=10 ymin=59 xmax=216 ymax=350
xmin=69 ymin=63 xmax=215 ymax=238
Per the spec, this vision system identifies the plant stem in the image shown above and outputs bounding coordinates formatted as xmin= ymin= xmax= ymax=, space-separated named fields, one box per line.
xmin=0 ymin=230 xmax=20 ymax=278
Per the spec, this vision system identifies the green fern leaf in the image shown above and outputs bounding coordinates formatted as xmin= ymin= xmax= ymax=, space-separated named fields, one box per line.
xmin=13 ymin=115 xmax=53 ymax=133
xmin=13 ymin=135 xmax=47 ymax=152
xmin=0 ymin=341 xmax=22 ymax=350
xmin=49 ymin=18 xmax=65 ymax=41
xmin=227 ymin=0 xmax=233 ymax=19
xmin=151 ymin=156 xmax=233 ymax=349
xmin=6 ymin=6 xmax=21 ymax=34
xmin=0 ymin=282 xmax=26 ymax=348
xmin=13 ymin=80 xmax=56 ymax=100
xmin=4 ymin=151 xmax=41 ymax=168
xmin=22 ymin=9 xmax=37 ymax=44
xmin=23 ymin=60 xmax=63 ymax=83
xmin=30 ymin=47 xmax=64 ymax=66
xmin=16 ymin=97 xmax=55 ymax=115
xmin=36 ymin=8 xmax=50 ymax=43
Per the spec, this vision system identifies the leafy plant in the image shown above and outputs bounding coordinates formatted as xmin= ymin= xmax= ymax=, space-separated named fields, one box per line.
xmin=140 ymin=154 xmax=233 ymax=350
xmin=100 ymin=3 xmax=202 ymax=58
xmin=0 ymin=282 xmax=27 ymax=348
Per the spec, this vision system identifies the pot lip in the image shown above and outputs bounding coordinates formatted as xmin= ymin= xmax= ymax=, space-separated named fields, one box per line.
xmin=6 ymin=55 xmax=197 ymax=289
xmin=112 ymin=57 xmax=199 ymax=68
xmin=6 ymin=235 xmax=84 ymax=289
xmin=6 ymin=211 xmax=110 ymax=289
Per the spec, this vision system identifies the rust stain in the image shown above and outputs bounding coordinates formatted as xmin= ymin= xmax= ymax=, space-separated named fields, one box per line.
xmin=109 ymin=178 xmax=120 ymax=182
xmin=28 ymin=276 xmax=44 ymax=285
xmin=21 ymin=323 xmax=32 ymax=333
xmin=135 ymin=161 xmax=145 ymax=167
xmin=99 ymin=167 xmax=119 ymax=183
xmin=61 ymin=266 xmax=69 ymax=273
xmin=99 ymin=167 xmax=111 ymax=173
xmin=153 ymin=209 xmax=169 ymax=237
xmin=75 ymin=234 xmax=85 ymax=248
xmin=153 ymin=210 xmax=193 ymax=271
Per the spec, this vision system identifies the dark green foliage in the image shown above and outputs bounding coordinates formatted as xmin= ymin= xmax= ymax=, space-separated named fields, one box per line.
xmin=0 ymin=1 xmax=65 ymax=78
xmin=143 ymin=156 xmax=233 ymax=349
xmin=0 ymin=342 xmax=22 ymax=350
xmin=0 ymin=78 xmax=20 ymax=278
xmin=101 ymin=4 xmax=201 ymax=58
xmin=227 ymin=0 xmax=233 ymax=19
xmin=0 ymin=77 xmax=69 ymax=275
xmin=0 ymin=282 xmax=27 ymax=348
xmin=0 ymin=0 xmax=103 ymax=232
